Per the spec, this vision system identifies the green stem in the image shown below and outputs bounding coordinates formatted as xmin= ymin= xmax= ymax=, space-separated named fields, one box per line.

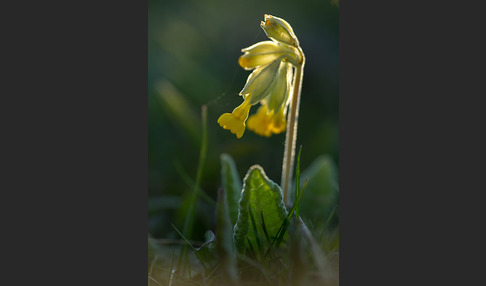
xmin=281 ymin=48 xmax=305 ymax=206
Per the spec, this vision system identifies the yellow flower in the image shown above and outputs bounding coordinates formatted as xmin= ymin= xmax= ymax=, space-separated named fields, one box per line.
xmin=247 ymin=105 xmax=287 ymax=137
xmin=217 ymin=14 xmax=302 ymax=139
xmin=217 ymin=95 xmax=252 ymax=138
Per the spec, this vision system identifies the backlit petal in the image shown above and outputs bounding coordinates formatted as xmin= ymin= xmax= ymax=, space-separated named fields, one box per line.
xmin=217 ymin=96 xmax=252 ymax=139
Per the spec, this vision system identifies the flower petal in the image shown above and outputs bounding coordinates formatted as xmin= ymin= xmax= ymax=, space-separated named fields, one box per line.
xmin=217 ymin=96 xmax=252 ymax=139
xmin=247 ymin=105 xmax=287 ymax=137
xmin=218 ymin=113 xmax=246 ymax=138
xmin=239 ymin=41 xmax=301 ymax=70
xmin=247 ymin=105 xmax=273 ymax=137
xmin=241 ymin=41 xmax=284 ymax=53
xmin=239 ymin=52 xmax=284 ymax=70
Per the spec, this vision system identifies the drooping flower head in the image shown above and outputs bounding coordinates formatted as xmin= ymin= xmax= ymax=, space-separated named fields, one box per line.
xmin=218 ymin=15 xmax=303 ymax=138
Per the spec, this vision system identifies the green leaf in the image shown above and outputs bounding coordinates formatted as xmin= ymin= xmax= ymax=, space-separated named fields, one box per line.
xmin=215 ymin=188 xmax=238 ymax=281
xmin=234 ymin=165 xmax=288 ymax=254
xmin=298 ymin=155 xmax=339 ymax=221
xmin=220 ymin=154 xmax=242 ymax=226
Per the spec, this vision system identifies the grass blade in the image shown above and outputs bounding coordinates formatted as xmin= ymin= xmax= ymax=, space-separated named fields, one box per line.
xmin=287 ymin=176 xmax=309 ymax=221
xmin=246 ymin=237 xmax=255 ymax=254
xmin=179 ymin=105 xmax=208 ymax=269
xmin=260 ymin=211 xmax=273 ymax=248
xmin=248 ymin=206 xmax=262 ymax=254
xmin=273 ymin=176 xmax=309 ymax=248
xmin=174 ymin=160 xmax=216 ymax=206
xmin=322 ymin=206 xmax=337 ymax=237
xmin=171 ymin=223 xmax=208 ymax=271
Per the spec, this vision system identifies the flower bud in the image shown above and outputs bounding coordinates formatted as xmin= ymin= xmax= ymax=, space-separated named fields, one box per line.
xmin=260 ymin=14 xmax=299 ymax=47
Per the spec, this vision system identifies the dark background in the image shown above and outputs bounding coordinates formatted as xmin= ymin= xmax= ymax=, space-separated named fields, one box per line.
xmin=148 ymin=0 xmax=339 ymax=239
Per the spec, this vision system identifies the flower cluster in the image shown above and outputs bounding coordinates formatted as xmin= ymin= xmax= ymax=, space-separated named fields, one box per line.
xmin=218 ymin=15 xmax=302 ymax=138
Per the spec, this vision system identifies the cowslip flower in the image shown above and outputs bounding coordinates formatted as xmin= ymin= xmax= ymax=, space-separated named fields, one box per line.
xmin=218 ymin=14 xmax=303 ymax=138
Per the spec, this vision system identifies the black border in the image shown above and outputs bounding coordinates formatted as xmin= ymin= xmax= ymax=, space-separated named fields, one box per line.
xmin=3 ymin=0 xmax=148 ymax=284
xmin=340 ymin=1 xmax=484 ymax=284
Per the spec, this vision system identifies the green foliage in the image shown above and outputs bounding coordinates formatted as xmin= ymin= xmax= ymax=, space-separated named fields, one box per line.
xmin=148 ymin=158 xmax=339 ymax=286
xmin=298 ymin=155 xmax=339 ymax=222
xmin=273 ymin=167 xmax=308 ymax=249
xmin=234 ymin=165 xmax=288 ymax=254
xmin=215 ymin=187 xmax=238 ymax=281
xmin=220 ymin=153 xmax=242 ymax=226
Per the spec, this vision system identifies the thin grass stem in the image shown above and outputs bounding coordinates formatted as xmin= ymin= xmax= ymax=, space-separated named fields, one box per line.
xmin=179 ymin=105 xmax=208 ymax=269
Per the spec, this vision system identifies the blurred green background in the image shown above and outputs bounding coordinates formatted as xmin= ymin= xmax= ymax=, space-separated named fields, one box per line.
xmin=148 ymin=0 xmax=339 ymax=240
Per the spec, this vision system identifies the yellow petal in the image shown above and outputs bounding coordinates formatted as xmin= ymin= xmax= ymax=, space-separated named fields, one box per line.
xmin=247 ymin=112 xmax=272 ymax=137
xmin=217 ymin=96 xmax=252 ymax=139
xmin=247 ymin=105 xmax=287 ymax=137
xmin=218 ymin=113 xmax=246 ymax=138
xmin=269 ymin=108 xmax=287 ymax=134
xmin=232 ymin=95 xmax=252 ymax=120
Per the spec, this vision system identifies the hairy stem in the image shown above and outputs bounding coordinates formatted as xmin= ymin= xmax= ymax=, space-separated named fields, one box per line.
xmin=281 ymin=48 xmax=305 ymax=205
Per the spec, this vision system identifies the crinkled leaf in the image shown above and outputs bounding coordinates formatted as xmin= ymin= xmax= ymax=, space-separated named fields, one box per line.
xmin=220 ymin=153 xmax=242 ymax=226
xmin=234 ymin=165 xmax=288 ymax=254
